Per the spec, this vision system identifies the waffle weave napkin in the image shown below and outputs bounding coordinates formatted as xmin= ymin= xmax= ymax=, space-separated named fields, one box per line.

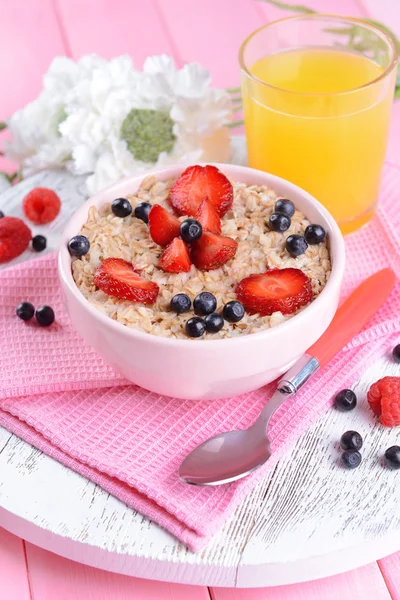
xmin=1 ymin=161 xmax=400 ymax=552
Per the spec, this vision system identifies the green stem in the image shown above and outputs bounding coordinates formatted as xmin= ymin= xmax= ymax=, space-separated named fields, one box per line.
xmin=228 ymin=120 xmax=245 ymax=128
xmin=256 ymin=0 xmax=315 ymax=13
xmin=227 ymin=87 xmax=241 ymax=94
xmin=0 ymin=122 xmax=6 ymax=132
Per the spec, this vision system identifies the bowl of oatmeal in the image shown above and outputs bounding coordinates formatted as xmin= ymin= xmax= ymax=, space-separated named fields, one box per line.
xmin=59 ymin=163 xmax=345 ymax=400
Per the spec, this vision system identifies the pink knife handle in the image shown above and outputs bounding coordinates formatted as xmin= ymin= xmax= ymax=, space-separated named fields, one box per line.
xmin=307 ymin=268 xmax=395 ymax=369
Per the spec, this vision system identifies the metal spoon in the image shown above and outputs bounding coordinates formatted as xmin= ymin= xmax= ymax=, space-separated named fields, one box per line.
xmin=179 ymin=268 xmax=395 ymax=486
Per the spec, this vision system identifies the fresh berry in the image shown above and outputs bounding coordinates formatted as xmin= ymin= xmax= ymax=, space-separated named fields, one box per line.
xmin=180 ymin=219 xmax=203 ymax=243
xmin=94 ymin=258 xmax=159 ymax=304
xmin=170 ymin=293 xmax=191 ymax=314
xmin=223 ymin=300 xmax=245 ymax=323
xmin=384 ymin=446 xmax=400 ymax=469
xmin=111 ymin=197 xmax=132 ymax=218
xmin=204 ymin=312 xmax=224 ymax=333
xmin=0 ymin=211 xmax=4 ymax=218
xmin=0 ymin=216 xmax=31 ymax=263
xmin=195 ymin=197 xmax=221 ymax=234
xmin=269 ymin=212 xmax=291 ymax=232
xmin=335 ymin=389 xmax=357 ymax=412
xmin=134 ymin=202 xmax=152 ymax=224
xmin=193 ymin=292 xmax=217 ymax=316
xmin=392 ymin=344 xmax=400 ymax=363
xmin=341 ymin=450 xmax=362 ymax=469
xmin=286 ymin=235 xmax=308 ymax=257
xmin=35 ymin=305 xmax=55 ymax=327
xmin=191 ymin=232 xmax=238 ymax=271
xmin=305 ymin=224 xmax=326 ymax=245
xmin=236 ymin=268 xmax=312 ymax=316
xmin=185 ymin=317 xmax=206 ymax=338
xmin=169 ymin=165 xmax=233 ymax=217
xmin=23 ymin=188 xmax=61 ymax=224
xmin=16 ymin=301 xmax=35 ymax=321
xmin=275 ymin=199 xmax=295 ymax=217
xmin=68 ymin=235 xmax=90 ymax=257
xmin=148 ymin=204 xmax=180 ymax=246
xmin=340 ymin=431 xmax=363 ymax=451
xmin=32 ymin=235 xmax=47 ymax=252
xmin=367 ymin=376 xmax=400 ymax=427
xmin=159 ymin=238 xmax=191 ymax=273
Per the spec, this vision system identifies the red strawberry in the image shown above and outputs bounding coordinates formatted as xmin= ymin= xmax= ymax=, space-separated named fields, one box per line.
xmin=94 ymin=258 xmax=159 ymax=304
xmin=159 ymin=238 xmax=191 ymax=273
xmin=195 ymin=197 xmax=221 ymax=234
xmin=148 ymin=204 xmax=181 ymax=246
xmin=367 ymin=376 xmax=400 ymax=427
xmin=236 ymin=268 xmax=312 ymax=316
xmin=23 ymin=188 xmax=61 ymax=224
xmin=0 ymin=217 xmax=31 ymax=263
xmin=169 ymin=165 xmax=233 ymax=217
xmin=191 ymin=232 xmax=238 ymax=271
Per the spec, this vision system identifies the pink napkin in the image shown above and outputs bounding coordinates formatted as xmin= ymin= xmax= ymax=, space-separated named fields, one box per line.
xmin=1 ymin=161 xmax=400 ymax=552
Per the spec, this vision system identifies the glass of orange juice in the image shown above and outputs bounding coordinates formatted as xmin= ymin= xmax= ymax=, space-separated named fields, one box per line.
xmin=240 ymin=15 xmax=398 ymax=234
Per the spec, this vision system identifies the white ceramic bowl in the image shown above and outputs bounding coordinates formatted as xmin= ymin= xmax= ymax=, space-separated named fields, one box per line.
xmin=58 ymin=164 xmax=345 ymax=400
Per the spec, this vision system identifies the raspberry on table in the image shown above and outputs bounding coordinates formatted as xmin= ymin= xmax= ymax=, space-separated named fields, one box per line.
xmin=23 ymin=188 xmax=61 ymax=224
xmin=0 ymin=216 xmax=32 ymax=263
xmin=367 ymin=376 xmax=400 ymax=427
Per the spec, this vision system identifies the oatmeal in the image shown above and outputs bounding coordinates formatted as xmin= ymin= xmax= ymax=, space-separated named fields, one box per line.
xmin=71 ymin=169 xmax=331 ymax=339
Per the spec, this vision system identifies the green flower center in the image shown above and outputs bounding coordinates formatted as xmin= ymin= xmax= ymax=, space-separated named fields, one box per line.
xmin=120 ymin=108 xmax=176 ymax=163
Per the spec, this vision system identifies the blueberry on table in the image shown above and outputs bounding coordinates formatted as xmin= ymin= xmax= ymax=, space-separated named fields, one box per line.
xmin=193 ymin=292 xmax=217 ymax=316
xmin=335 ymin=389 xmax=357 ymax=412
xmin=170 ymin=293 xmax=191 ymax=314
xmin=180 ymin=219 xmax=203 ymax=243
xmin=134 ymin=202 xmax=152 ymax=223
xmin=32 ymin=234 xmax=47 ymax=252
xmin=384 ymin=446 xmax=400 ymax=470
xmin=223 ymin=300 xmax=245 ymax=323
xmin=304 ymin=224 xmax=326 ymax=245
xmin=392 ymin=344 xmax=400 ymax=363
xmin=269 ymin=212 xmax=291 ymax=232
xmin=68 ymin=235 xmax=90 ymax=257
xmin=185 ymin=317 xmax=206 ymax=338
xmin=285 ymin=235 xmax=308 ymax=257
xmin=275 ymin=199 xmax=295 ymax=217
xmin=16 ymin=301 xmax=35 ymax=321
xmin=35 ymin=305 xmax=55 ymax=327
xmin=340 ymin=431 xmax=363 ymax=451
xmin=204 ymin=312 xmax=224 ymax=333
xmin=341 ymin=450 xmax=362 ymax=469
xmin=0 ymin=210 xmax=4 ymax=218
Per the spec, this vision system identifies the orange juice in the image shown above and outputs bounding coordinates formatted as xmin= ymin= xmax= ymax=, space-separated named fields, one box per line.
xmin=242 ymin=48 xmax=394 ymax=233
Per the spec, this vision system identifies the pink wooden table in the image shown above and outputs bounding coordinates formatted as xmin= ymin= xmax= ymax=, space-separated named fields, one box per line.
xmin=1 ymin=0 xmax=400 ymax=598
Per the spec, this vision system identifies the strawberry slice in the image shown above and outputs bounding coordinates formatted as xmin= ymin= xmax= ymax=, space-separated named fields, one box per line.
xmin=148 ymin=204 xmax=181 ymax=247
xmin=195 ymin=197 xmax=221 ymax=234
xmin=94 ymin=258 xmax=159 ymax=304
xmin=236 ymin=268 xmax=312 ymax=316
xmin=191 ymin=232 xmax=238 ymax=271
xmin=159 ymin=238 xmax=192 ymax=273
xmin=169 ymin=165 xmax=233 ymax=217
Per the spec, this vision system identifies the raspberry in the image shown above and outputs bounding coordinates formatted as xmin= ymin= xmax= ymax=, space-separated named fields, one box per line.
xmin=0 ymin=217 xmax=31 ymax=263
xmin=367 ymin=376 xmax=400 ymax=427
xmin=23 ymin=188 xmax=61 ymax=224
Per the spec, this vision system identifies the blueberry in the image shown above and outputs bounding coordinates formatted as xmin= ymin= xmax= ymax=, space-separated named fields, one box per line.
xmin=275 ymin=199 xmax=295 ymax=217
xmin=340 ymin=431 xmax=363 ymax=451
xmin=384 ymin=446 xmax=400 ymax=470
xmin=35 ymin=305 xmax=55 ymax=327
xmin=223 ymin=300 xmax=245 ymax=323
xmin=304 ymin=224 xmax=326 ymax=245
xmin=185 ymin=317 xmax=206 ymax=338
xmin=16 ymin=301 xmax=35 ymax=321
xmin=134 ymin=202 xmax=152 ymax=223
xmin=341 ymin=450 xmax=362 ymax=469
xmin=180 ymin=219 xmax=203 ymax=243
xmin=392 ymin=344 xmax=400 ymax=363
xmin=269 ymin=212 xmax=291 ymax=232
xmin=68 ymin=235 xmax=90 ymax=257
xmin=194 ymin=292 xmax=217 ymax=316
xmin=111 ymin=197 xmax=132 ymax=218
xmin=204 ymin=312 xmax=224 ymax=333
xmin=170 ymin=293 xmax=191 ymax=314
xmin=285 ymin=235 xmax=308 ymax=257
xmin=334 ymin=389 xmax=357 ymax=412
xmin=0 ymin=210 xmax=4 ymax=218
xmin=32 ymin=234 xmax=47 ymax=252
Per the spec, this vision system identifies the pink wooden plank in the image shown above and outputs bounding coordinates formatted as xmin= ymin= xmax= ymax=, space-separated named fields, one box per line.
xmin=255 ymin=0 xmax=366 ymax=21
xmin=379 ymin=552 xmax=400 ymax=600
xmin=0 ymin=528 xmax=31 ymax=600
xmin=362 ymin=0 xmax=400 ymax=36
xmin=210 ymin=563 xmax=391 ymax=600
xmin=25 ymin=542 xmax=210 ymax=600
xmin=56 ymin=0 xmax=174 ymax=67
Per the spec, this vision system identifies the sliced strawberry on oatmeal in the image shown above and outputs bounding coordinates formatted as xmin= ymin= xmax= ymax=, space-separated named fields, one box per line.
xmin=195 ymin=197 xmax=221 ymax=235
xmin=159 ymin=237 xmax=192 ymax=273
xmin=236 ymin=268 xmax=312 ymax=316
xmin=94 ymin=258 xmax=159 ymax=304
xmin=169 ymin=165 xmax=233 ymax=217
xmin=148 ymin=204 xmax=180 ymax=246
xmin=191 ymin=231 xmax=238 ymax=271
